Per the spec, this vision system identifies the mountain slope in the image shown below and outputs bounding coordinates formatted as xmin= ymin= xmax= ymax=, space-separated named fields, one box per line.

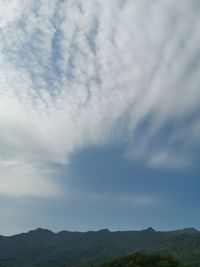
xmin=101 ymin=252 xmax=181 ymax=267
xmin=0 ymin=228 xmax=199 ymax=267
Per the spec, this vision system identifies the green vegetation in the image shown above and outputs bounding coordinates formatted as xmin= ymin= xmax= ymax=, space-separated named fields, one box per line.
xmin=0 ymin=228 xmax=200 ymax=267
xmin=101 ymin=253 xmax=181 ymax=267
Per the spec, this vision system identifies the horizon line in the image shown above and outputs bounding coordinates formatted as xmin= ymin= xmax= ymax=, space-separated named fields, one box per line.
xmin=1 ymin=226 xmax=199 ymax=237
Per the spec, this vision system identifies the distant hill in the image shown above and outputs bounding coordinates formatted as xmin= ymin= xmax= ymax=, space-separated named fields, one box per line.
xmin=0 ymin=227 xmax=200 ymax=267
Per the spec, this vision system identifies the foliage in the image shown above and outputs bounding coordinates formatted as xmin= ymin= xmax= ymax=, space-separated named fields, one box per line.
xmin=0 ymin=228 xmax=200 ymax=266
xmin=101 ymin=253 xmax=180 ymax=267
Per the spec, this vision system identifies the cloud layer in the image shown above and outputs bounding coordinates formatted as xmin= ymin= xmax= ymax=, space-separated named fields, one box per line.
xmin=0 ymin=0 xmax=200 ymax=197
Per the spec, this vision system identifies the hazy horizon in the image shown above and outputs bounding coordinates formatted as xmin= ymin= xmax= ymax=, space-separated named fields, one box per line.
xmin=1 ymin=225 xmax=200 ymax=238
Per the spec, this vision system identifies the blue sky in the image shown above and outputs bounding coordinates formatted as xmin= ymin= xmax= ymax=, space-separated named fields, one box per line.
xmin=0 ymin=0 xmax=200 ymax=235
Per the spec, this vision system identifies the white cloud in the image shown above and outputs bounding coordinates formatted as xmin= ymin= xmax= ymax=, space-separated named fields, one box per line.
xmin=0 ymin=160 xmax=59 ymax=197
xmin=148 ymin=151 xmax=191 ymax=170
xmin=0 ymin=0 xmax=22 ymax=28
xmin=0 ymin=0 xmax=200 ymax=197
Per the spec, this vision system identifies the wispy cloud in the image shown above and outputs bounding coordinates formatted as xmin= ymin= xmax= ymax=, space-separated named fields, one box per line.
xmin=0 ymin=0 xmax=200 ymax=197
xmin=0 ymin=160 xmax=59 ymax=197
xmin=119 ymin=194 xmax=159 ymax=207
xmin=63 ymin=190 xmax=159 ymax=208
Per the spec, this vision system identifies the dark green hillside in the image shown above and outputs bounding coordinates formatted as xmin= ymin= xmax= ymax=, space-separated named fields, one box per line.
xmin=101 ymin=252 xmax=181 ymax=267
xmin=0 ymin=228 xmax=200 ymax=267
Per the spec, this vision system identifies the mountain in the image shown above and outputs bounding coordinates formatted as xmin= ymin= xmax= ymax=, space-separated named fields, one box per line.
xmin=0 ymin=227 xmax=200 ymax=267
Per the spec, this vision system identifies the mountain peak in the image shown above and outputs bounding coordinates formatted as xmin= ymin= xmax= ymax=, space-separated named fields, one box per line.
xmin=28 ymin=228 xmax=54 ymax=235
xmin=98 ymin=228 xmax=110 ymax=233
xmin=146 ymin=227 xmax=156 ymax=233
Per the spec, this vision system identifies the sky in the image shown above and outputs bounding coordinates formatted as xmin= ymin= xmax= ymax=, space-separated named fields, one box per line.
xmin=0 ymin=0 xmax=200 ymax=235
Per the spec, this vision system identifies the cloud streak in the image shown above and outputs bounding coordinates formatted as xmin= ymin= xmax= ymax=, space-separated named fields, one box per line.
xmin=0 ymin=0 xmax=200 ymax=197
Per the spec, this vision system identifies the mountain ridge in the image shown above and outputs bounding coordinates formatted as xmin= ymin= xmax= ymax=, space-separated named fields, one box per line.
xmin=2 ymin=226 xmax=198 ymax=237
